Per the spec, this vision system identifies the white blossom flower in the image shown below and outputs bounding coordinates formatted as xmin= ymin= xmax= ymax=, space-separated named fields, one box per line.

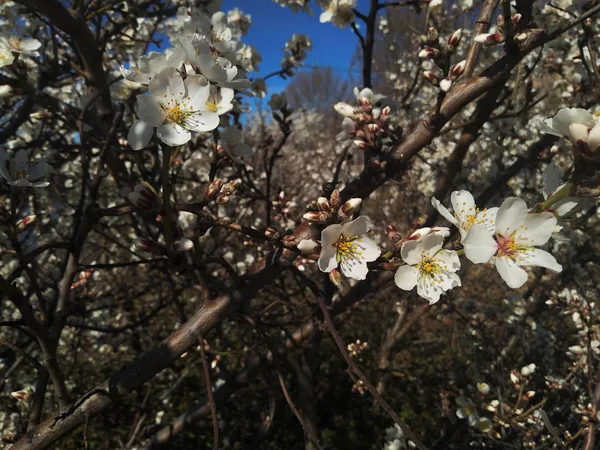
xmin=542 ymin=162 xmax=581 ymax=216
xmin=318 ymin=0 xmax=356 ymax=28
xmin=539 ymin=108 xmax=600 ymax=153
xmin=205 ymin=85 xmax=234 ymax=115
xmin=119 ymin=50 xmax=183 ymax=85
xmin=0 ymin=35 xmax=41 ymax=56
xmin=0 ymin=148 xmax=51 ymax=187
xmin=127 ymin=72 xmax=219 ymax=150
xmin=431 ymin=190 xmax=498 ymax=240
xmin=456 ymin=396 xmax=479 ymax=428
xmin=318 ymin=216 xmax=381 ymax=280
xmin=220 ymin=126 xmax=253 ymax=160
xmin=0 ymin=44 xmax=14 ymax=67
xmin=462 ymin=197 xmax=562 ymax=289
xmin=394 ymin=233 xmax=461 ymax=304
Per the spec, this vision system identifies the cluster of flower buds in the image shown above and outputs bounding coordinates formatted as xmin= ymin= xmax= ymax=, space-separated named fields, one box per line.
xmin=474 ymin=12 xmax=524 ymax=46
xmin=334 ymin=87 xmax=395 ymax=150
xmin=203 ymin=179 xmax=240 ymax=205
xmin=71 ymin=269 xmax=93 ymax=290
xmin=351 ymin=379 xmax=366 ymax=395
xmin=510 ymin=363 xmax=536 ymax=388
xmin=302 ymin=189 xmax=362 ymax=225
xmin=420 ymin=27 xmax=465 ymax=92
xmin=128 ymin=182 xmax=162 ymax=214
xmin=347 ymin=340 xmax=368 ymax=358
xmin=272 ymin=190 xmax=295 ymax=221
xmin=280 ymin=33 xmax=312 ymax=77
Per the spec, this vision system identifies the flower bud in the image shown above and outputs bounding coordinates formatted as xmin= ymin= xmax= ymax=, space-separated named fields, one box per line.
xmin=439 ymin=78 xmax=452 ymax=92
xmin=353 ymin=139 xmax=368 ymax=149
xmin=203 ymin=179 xmax=223 ymax=202
xmin=128 ymin=182 xmax=162 ymax=213
xmin=11 ymin=387 xmax=33 ymax=401
xmin=216 ymin=194 xmax=230 ymax=204
xmin=447 ymin=29 xmax=462 ymax=50
xmin=317 ymin=197 xmax=331 ymax=212
xmin=474 ymin=33 xmax=505 ymax=46
xmin=329 ymin=189 xmax=341 ymax=210
xmin=512 ymin=13 xmax=522 ymax=25
xmin=450 ymin=60 xmax=466 ymax=79
xmin=134 ymin=238 xmax=166 ymax=256
xmin=329 ymin=268 xmax=343 ymax=286
xmin=221 ymin=180 xmax=240 ymax=196
xmin=339 ymin=198 xmax=362 ymax=219
xmin=380 ymin=106 xmax=391 ymax=120
xmin=302 ymin=211 xmax=327 ymax=223
xmin=17 ymin=215 xmax=36 ymax=232
xmin=427 ymin=26 xmax=439 ymax=43
xmin=172 ymin=237 xmax=194 ymax=252
xmin=423 ymin=71 xmax=440 ymax=86
xmin=367 ymin=123 xmax=380 ymax=133
xmin=477 ymin=383 xmax=490 ymax=395
xmin=264 ymin=227 xmax=280 ymax=240
xmin=418 ymin=47 xmax=440 ymax=59
xmin=567 ymin=123 xmax=590 ymax=148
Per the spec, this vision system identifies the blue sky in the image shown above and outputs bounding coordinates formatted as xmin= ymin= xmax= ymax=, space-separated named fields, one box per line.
xmin=222 ymin=0 xmax=362 ymax=95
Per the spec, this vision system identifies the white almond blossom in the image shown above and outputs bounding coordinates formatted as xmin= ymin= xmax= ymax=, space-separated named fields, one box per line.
xmin=220 ymin=126 xmax=253 ymax=160
xmin=318 ymin=216 xmax=381 ymax=280
xmin=120 ymin=50 xmax=183 ymax=85
xmin=127 ymin=72 xmax=219 ymax=150
xmin=539 ymin=107 xmax=600 ymax=153
xmin=205 ymin=85 xmax=234 ymax=115
xmin=0 ymin=44 xmax=13 ymax=67
xmin=462 ymin=197 xmax=562 ymax=289
xmin=0 ymin=148 xmax=51 ymax=188
xmin=542 ymin=162 xmax=581 ymax=216
xmin=318 ymin=0 xmax=356 ymax=29
xmin=431 ymin=190 xmax=498 ymax=240
xmin=394 ymin=233 xmax=461 ymax=304
xmin=0 ymin=35 xmax=41 ymax=57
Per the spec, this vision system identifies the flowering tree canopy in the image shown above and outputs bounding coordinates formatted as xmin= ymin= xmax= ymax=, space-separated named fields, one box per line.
xmin=1 ymin=0 xmax=600 ymax=449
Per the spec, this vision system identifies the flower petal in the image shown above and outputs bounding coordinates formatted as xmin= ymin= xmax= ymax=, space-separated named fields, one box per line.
xmin=135 ymin=94 xmax=164 ymax=127
xmin=463 ymin=224 xmax=498 ymax=264
xmin=185 ymin=111 xmax=220 ymax=132
xmin=431 ymin=196 xmax=459 ymax=227
xmin=451 ymin=190 xmax=476 ymax=224
xmin=184 ymin=74 xmax=211 ymax=110
xmin=342 ymin=215 xmax=371 ymax=237
xmin=495 ymin=197 xmax=527 ymax=237
xmin=517 ymin=248 xmax=562 ymax=273
xmin=400 ymin=239 xmax=422 ymax=266
xmin=157 ymin=123 xmax=191 ymax=146
xmin=420 ymin=233 xmax=444 ymax=258
xmin=128 ymin=120 xmax=155 ymax=150
xmin=494 ymin=256 xmax=528 ymax=288
xmin=519 ymin=212 xmax=556 ymax=245
xmin=394 ymin=265 xmax=418 ymax=291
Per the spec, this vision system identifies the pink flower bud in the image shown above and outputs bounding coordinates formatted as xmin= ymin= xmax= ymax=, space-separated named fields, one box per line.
xmin=474 ymin=33 xmax=505 ymax=46
xmin=128 ymin=182 xmax=162 ymax=213
xmin=423 ymin=71 xmax=440 ymax=86
xmin=216 ymin=195 xmax=230 ymax=204
xmin=353 ymin=139 xmax=368 ymax=149
xmin=418 ymin=47 xmax=440 ymax=59
xmin=134 ymin=238 xmax=166 ymax=256
xmin=264 ymin=227 xmax=280 ymax=240
xmin=450 ymin=60 xmax=466 ymax=78
xmin=512 ymin=13 xmax=522 ymax=25
xmin=329 ymin=190 xmax=341 ymax=210
xmin=17 ymin=215 xmax=36 ymax=232
xmin=302 ymin=211 xmax=326 ymax=223
xmin=380 ymin=106 xmax=391 ymax=120
xmin=203 ymin=179 xmax=223 ymax=202
xmin=317 ymin=197 xmax=331 ymax=212
xmin=447 ymin=29 xmax=462 ymax=50
xmin=339 ymin=198 xmax=362 ymax=219
xmin=329 ymin=268 xmax=343 ymax=286
xmin=367 ymin=123 xmax=380 ymax=133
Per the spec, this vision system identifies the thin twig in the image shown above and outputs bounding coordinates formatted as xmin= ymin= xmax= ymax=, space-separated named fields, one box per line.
xmin=196 ymin=332 xmax=219 ymax=450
